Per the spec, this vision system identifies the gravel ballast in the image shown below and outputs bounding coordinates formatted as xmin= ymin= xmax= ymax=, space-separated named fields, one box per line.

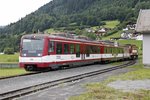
xmin=108 ymin=79 xmax=150 ymax=92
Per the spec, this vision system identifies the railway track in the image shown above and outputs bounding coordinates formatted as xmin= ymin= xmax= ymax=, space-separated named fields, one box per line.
xmin=0 ymin=61 xmax=136 ymax=100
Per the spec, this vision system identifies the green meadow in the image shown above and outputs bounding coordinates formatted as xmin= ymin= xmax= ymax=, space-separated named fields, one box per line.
xmin=0 ymin=53 xmax=19 ymax=63
xmin=0 ymin=53 xmax=28 ymax=77
xmin=0 ymin=68 xmax=28 ymax=77
xmin=103 ymin=20 xmax=120 ymax=29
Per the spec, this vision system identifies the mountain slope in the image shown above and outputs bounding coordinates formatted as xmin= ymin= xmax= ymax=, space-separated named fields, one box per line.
xmin=1 ymin=0 xmax=150 ymax=35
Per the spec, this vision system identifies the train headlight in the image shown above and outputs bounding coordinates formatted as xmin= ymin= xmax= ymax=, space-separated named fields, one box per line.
xmin=132 ymin=50 xmax=137 ymax=53
xmin=23 ymin=53 xmax=27 ymax=56
xmin=38 ymin=54 xmax=42 ymax=56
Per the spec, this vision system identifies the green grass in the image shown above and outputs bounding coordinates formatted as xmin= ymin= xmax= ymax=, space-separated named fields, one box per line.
xmin=91 ymin=26 xmax=98 ymax=30
xmin=0 ymin=53 xmax=29 ymax=77
xmin=0 ymin=68 xmax=28 ymax=77
xmin=44 ymin=28 xmax=55 ymax=33
xmin=70 ymin=82 xmax=150 ymax=100
xmin=92 ymin=20 xmax=120 ymax=31
xmin=107 ymin=68 xmax=150 ymax=81
xmin=69 ymin=22 xmax=77 ymax=26
xmin=110 ymin=61 xmax=125 ymax=66
xmin=105 ymin=59 xmax=149 ymax=83
xmin=118 ymin=40 xmax=142 ymax=48
xmin=0 ymin=53 xmax=19 ymax=63
xmin=103 ymin=20 xmax=120 ymax=29
xmin=102 ymin=30 xmax=121 ymax=40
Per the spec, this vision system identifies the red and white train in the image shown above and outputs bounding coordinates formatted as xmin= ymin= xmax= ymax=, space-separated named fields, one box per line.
xmin=19 ymin=33 xmax=138 ymax=71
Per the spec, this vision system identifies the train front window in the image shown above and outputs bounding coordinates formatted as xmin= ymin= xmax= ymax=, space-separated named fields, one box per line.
xmin=22 ymin=39 xmax=44 ymax=57
xmin=56 ymin=43 xmax=62 ymax=54
xmin=49 ymin=41 xmax=55 ymax=53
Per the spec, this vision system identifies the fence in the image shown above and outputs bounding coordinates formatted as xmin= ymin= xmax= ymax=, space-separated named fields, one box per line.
xmin=0 ymin=63 xmax=19 ymax=68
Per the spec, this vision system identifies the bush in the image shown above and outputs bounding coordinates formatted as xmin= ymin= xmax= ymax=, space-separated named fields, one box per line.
xmin=4 ymin=47 xmax=14 ymax=54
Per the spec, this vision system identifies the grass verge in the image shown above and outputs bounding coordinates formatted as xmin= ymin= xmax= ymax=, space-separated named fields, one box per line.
xmin=0 ymin=53 xmax=19 ymax=62
xmin=70 ymin=83 xmax=150 ymax=100
xmin=0 ymin=68 xmax=28 ymax=77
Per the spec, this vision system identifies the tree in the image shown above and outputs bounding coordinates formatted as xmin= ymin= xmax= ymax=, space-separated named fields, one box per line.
xmin=4 ymin=47 xmax=14 ymax=54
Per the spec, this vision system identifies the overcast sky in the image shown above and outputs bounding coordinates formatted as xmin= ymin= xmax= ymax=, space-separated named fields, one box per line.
xmin=0 ymin=0 xmax=52 ymax=26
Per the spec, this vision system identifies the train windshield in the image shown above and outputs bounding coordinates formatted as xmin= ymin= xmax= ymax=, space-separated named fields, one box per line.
xmin=21 ymin=39 xmax=44 ymax=57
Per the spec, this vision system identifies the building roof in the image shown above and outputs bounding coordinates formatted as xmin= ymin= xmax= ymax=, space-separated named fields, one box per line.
xmin=136 ymin=9 xmax=150 ymax=33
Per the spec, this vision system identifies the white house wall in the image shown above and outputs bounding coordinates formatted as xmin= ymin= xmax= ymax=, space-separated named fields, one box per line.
xmin=143 ymin=34 xmax=150 ymax=65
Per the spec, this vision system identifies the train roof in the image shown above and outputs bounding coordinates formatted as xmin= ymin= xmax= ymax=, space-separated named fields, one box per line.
xmin=22 ymin=33 xmax=103 ymax=45
xmin=22 ymin=33 xmax=125 ymax=48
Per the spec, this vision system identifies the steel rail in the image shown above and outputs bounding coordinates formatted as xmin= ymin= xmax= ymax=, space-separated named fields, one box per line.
xmin=0 ymin=61 xmax=136 ymax=100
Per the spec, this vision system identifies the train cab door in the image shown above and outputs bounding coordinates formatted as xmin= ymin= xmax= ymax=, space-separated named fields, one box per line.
xmin=81 ymin=44 xmax=85 ymax=60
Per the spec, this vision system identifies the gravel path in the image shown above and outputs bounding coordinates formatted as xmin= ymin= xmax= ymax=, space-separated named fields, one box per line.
xmin=108 ymin=80 xmax=150 ymax=92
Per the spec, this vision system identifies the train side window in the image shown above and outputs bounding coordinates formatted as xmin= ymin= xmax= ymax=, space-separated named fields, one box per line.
xmin=110 ymin=48 xmax=112 ymax=53
xmin=49 ymin=41 xmax=55 ymax=53
xmin=76 ymin=44 xmax=80 ymax=57
xmin=86 ymin=46 xmax=90 ymax=57
xmin=105 ymin=47 xmax=107 ymax=53
xmin=94 ymin=46 xmax=97 ymax=53
xmin=89 ymin=46 xmax=93 ymax=54
xmin=112 ymin=48 xmax=115 ymax=54
xmin=91 ymin=46 xmax=95 ymax=53
xmin=93 ymin=46 xmax=98 ymax=53
xmin=116 ymin=48 xmax=117 ymax=54
xmin=56 ymin=42 xmax=62 ymax=54
xmin=108 ymin=47 xmax=109 ymax=53
xmin=107 ymin=48 xmax=109 ymax=53
xmin=64 ymin=44 xmax=69 ymax=54
xmin=122 ymin=48 xmax=123 ymax=53
xmin=98 ymin=47 xmax=100 ymax=53
xmin=70 ymin=44 xmax=75 ymax=54
xmin=117 ymin=48 xmax=119 ymax=54
xmin=114 ymin=48 xmax=116 ymax=54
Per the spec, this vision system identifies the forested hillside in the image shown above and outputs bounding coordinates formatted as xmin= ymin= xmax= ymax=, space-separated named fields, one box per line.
xmin=0 ymin=0 xmax=150 ymax=52
xmin=1 ymin=0 xmax=150 ymax=34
